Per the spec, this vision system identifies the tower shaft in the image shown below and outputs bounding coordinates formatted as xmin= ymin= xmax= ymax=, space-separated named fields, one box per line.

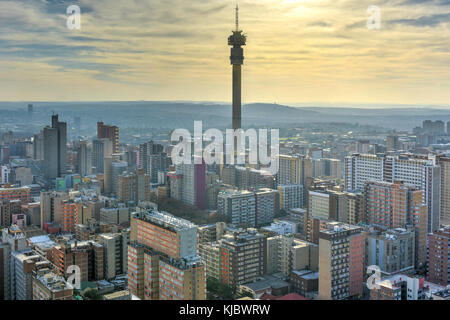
xmin=232 ymin=64 xmax=242 ymax=130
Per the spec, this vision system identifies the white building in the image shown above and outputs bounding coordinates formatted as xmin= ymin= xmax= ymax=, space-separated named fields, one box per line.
xmin=255 ymin=188 xmax=278 ymax=227
xmin=345 ymin=153 xmax=441 ymax=232
xmin=217 ymin=190 xmax=256 ymax=228
xmin=262 ymin=221 xmax=296 ymax=235
xmin=278 ymin=184 xmax=305 ymax=210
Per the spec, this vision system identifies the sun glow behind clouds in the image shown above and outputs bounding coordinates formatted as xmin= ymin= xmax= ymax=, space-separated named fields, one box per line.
xmin=0 ymin=0 xmax=449 ymax=105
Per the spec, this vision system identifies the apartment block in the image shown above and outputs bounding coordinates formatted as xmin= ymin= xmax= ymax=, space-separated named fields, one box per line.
xmin=128 ymin=210 xmax=206 ymax=300
xmin=365 ymin=227 xmax=415 ymax=276
xmin=0 ymin=187 xmax=30 ymax=205
xmin=32 ymin=269 xmax=73 ymax=300
xmin=218 ymin=190 xmax=256 ymax=228
xmin=364 ymin=181 xmax=428 ymax=268
xmin=438 ymin=156 xmax=450 ymax=225
xmin=99 ymin=230 xmax=130 ymax=280
xmin=278 ymin=184 xmax=305 ymax=210
xmin=255 ymin=188 xmax=279 ymax=227
xmin=345 ymin=153 xmax=441 ymax=233
xmin=427 ymin=225 xmax=449 ymax=286
xmin=266 ymin=234 xmax=318 ymax=277
xmin=199 ymin=229 xmax=266 ymax=287
xmin=52 ymin=241 xmax=104 ymax=282
xmin=318 ymin=222 xmax=364 ymax=300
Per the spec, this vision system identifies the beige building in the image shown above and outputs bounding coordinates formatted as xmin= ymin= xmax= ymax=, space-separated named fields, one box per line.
xmin=117 ymin=169 xmax=150 ymax=204
xmin=438 ymin=156 xmax=450 ymax=225
xmin=128 ymin=210 xmax=206 ymax=300
xmin=266 ymin=234 xmax=318 ymax=277
xmin=318 ymin=223 xmax=364 ymax=300
xmin=99 ymin=230 xmax=130 ymax=280
xmin=40 ymin=191 xmax=68 ymax=227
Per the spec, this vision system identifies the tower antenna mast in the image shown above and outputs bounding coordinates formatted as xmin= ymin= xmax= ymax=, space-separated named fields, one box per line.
xmin=235 ymin=4 xmax=239 ymax=31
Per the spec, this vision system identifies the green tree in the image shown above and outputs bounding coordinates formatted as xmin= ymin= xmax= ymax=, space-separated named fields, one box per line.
xmin=83 ymin=289 xmax=103 ymax=300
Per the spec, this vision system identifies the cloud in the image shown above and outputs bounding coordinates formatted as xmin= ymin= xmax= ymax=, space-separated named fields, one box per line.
xmin=389 ymin=12 xmax=450 ymax=26
xmin=0 ymin=0 xmax=449 ymax=104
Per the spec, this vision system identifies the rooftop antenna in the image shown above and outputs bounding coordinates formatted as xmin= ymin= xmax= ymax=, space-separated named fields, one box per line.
xmin=235 ymin=4 xmax=239 ymax=32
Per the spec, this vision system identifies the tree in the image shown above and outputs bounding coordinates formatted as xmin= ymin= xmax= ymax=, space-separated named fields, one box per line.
xmin=206 ymin=277 xmax=234 ymax=300
xmin=83 ymin=289 xmax=103 ymax=300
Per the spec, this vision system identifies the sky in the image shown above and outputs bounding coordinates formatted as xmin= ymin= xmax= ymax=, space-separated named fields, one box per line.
xmin=0 ymin=0 xmax=449 ymax=105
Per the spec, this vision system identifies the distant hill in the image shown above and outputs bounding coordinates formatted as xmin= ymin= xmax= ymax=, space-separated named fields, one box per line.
xmin=1 ymin=101 xmax=449 ymax=130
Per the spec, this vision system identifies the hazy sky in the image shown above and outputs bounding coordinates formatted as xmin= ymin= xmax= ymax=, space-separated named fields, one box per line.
xmin=0 ymin=0 xmax=449 ymax=105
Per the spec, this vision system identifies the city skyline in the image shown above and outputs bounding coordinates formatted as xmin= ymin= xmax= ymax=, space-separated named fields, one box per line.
xmin=0 ymin=0 xmax=450 ymax=105
xmin=0 ymin=0 xmax=449 ymax=304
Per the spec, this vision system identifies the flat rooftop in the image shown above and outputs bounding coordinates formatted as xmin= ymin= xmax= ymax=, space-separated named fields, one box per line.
xmin=137 ymin=210 xmax=197 ymax=231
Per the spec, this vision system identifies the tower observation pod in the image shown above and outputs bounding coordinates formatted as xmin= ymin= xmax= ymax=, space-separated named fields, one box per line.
xmin=228 ymin=5 xmax=246 ymax=131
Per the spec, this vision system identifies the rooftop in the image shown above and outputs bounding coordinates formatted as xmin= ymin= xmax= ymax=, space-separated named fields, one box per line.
xmin=136 ymin=209 xmax=197 ymax=232
xmin=35 ymin=272 xmax=73 ymax=292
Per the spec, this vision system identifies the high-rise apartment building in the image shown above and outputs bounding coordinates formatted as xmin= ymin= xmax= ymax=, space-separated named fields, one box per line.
xmin=77 ymin=140 xmax=90 ymax=176
xmin=427 ymin=225 xmax=449 ymax=286
xmin=128 ymin=210 xmax=206 ymax=300
xmin=33 ymin=132 xmax=44 ymax=161
xmin=365 ymin=227 xmax=415 ymax=276
xmin=437 ymin=156 xmax=450 ymax=225
xmin=0 ymin=226 xmax=28 ymax=300
xmin=92 ymin=138 xmax=113 ymax=174
xmin=364 ymin=181 xmax=428 ymax=268
xmin=62 ymin=200 xmax=78 ymax=233
xmin=40 ymin=191 xmax=68 ymax=228
xmin=43 ymin=115 xmax=67 ymax=180
xmin=175 ymin=161 xmax=206 ymax=210
xmin=345 ymin=153 xmax=441 ymax=233
xmin=10 ymin=250 xmax=52 ymax=300
xmin=110 ymin=161 xmax=128 ymax=196
xmin=278 ymin=155 xmax=304 ymax=186
xmin=323 ymin=158 xmax=342 ymax=179
xmin=218 ymin=189 xmax=256 ymax=227
xmin=138 ymin=140 xmax=164 ymax=173
xmin=97 ymin=122 xmax=119 ymax=154
xmin=100 ymin=207 xmax=130 ymax=225
xmin=318 ymin=222 xmax=364 ymax=300
xmin=0 ymin=199 xmax=22 ymax=227
xmin=199 ymin=229 xmax=266 ymax=287
xmin=278 ymin=184 xmax=305 ymax=210
xmin=306 ymin=189 xmax=363 ymax=242
xmin=117 ymin=169 xmax=150 ymax=204
xmin=266 ymin=234 xmax=318 ymax=276
xmin=148 ymin=153 xmax=170 ymax=184
xmin=234 ymin=166 xmax=275 ymax=190
xmin=99 ymin=230 xmax=130 ymax=280
xmin=254 ymin=188 xmax=279 ymax=227
xmin=52 ymin=241 xmax=104 ymax=282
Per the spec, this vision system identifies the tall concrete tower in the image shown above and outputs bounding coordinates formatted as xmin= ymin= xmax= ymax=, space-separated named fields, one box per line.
xmin=228 ymin=5 xmax=246 ymax=130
